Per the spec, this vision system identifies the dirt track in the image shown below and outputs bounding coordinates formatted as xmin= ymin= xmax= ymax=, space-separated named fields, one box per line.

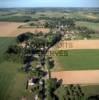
xmin=52 ymin=70 xmax=99 ymax=84
xmin=0 ymin=22 xmax=49 ymax=37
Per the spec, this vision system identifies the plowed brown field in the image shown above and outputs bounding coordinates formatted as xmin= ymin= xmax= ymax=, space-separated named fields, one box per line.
xmin=50 ymin=40 xmax=99 ymax=50
xmin=52 ymin=70 xmax=99 ymax=84
xmin=0 ymin=22 xmax=49 ymax=37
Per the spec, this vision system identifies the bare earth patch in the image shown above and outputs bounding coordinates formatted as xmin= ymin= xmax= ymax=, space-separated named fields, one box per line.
xmin=52 ymin=70 xmax=99 ymax=84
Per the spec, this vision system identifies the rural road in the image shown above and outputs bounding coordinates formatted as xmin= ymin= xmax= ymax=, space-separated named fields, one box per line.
xmin=52 ymin=70 xmax=99 ymax=84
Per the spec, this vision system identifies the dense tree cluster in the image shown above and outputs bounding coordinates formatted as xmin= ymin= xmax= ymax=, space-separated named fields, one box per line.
xmin=76 ymin=26 xmax=95 ymax=38
xmin=5 ymin=45 xmax=22 ymax=62
xmin=17 ymin=32 xmax=34 ymax=43
xmin=6 ymin=45 xmax=21 ymax=54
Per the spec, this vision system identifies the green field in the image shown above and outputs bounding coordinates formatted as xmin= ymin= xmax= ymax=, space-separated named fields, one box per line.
xmin=0 ymin=62 xmax=26 ymax=100
xmin=56 ymin=50 xmax=99 ymax=70
xmin=0 ymin=37 xmax=16 ymax=62
xmin=76 ymin=21 xmax=99 ymax=31
xmin=82 ymin=85 xmax=99 ymax=97
xmin=0 ymin=37 xmax=33 ymax=100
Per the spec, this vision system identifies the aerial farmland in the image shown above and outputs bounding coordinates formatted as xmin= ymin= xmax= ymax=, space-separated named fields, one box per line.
xmin=0 ymin=7 xmax=99 ymax=100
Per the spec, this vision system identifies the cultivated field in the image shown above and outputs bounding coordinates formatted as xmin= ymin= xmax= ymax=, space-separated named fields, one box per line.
xmin=50 ymin=40 xmax=99 ymax=89
xmin=51 ymin=40 xmax=99 ymax=50
xmin=51 ymin=40 xmax=99 ymax=85
xmin=0 ymin=22 xmax=23 ymax=37
xmin=53 ymin=49 xmax=99 ymax=70
xmin=48 ymin=40 xmax=99 ymax=71
xmin=0 ymin=22 xmax=50 ymax=37
xmin=52 ymin=70 xmax=99 ymax=84
xmin=49 ymin=40 xmax=99 ymax=70
xmin=12 ymin=28 xmax=50 ymax=36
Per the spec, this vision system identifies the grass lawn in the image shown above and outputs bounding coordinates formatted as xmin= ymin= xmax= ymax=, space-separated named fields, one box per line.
xmin=56 ymin=50 xmax=99 ymax=70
